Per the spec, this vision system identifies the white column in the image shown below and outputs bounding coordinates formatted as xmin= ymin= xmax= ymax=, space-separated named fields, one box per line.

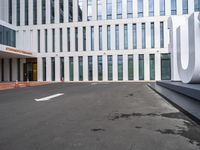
xmin=113 ymin=54 xmax=117 ymax=81
xmin=155 ymin=22 xmax=160 ymax=49
xmin=103 ymin=55 xmax=108 ymax=81
xmin=188 ymin=0 xmax=194 ymax=14
xmin=94 ymin=26 xmax=99 ymax=51
xmin=20 ymin=0 xmax=25 ymax=26
xmin=46 ymin=0 xmax=50 ymax=24
xmin=12 ymin=58 xmax=18 ymax=81
xmin=29 ymin=0 xmax=33 ymax=25
xmin=55 ymin=28 xmax=60 ymax=53
xmin=48 ymin=28 xmax=52 ymax=53
xmin=123 ymin=54 xmax=128 ymax=81
xmin=40 ymin=29 xmax=45 ymax=53
xmin=146 ymin=22 xmax=151 ymax=49
xmin=73 ymin=0 xmax=78 ymax=22
xmin=128 ymin=23 xmax=133 ymax=50
xmin=74 ymin=56 xmax=79 ymax=81
xmin=83 ymin=55 xmax=88 ymax=81
xmin=63 ymin=28 xmax=67 ymax=52
xmin=119 ymin=24 xmax=124 ymax=50
xmin=102 ymin=25 xmax=107 ymax=51
xmin=64 ymin=56 xmax=69 ymax=81
xmin=32 ymin=29 xmax=37 ymax=53
xmin=20 ymin=59 xmax=25 ymax=81
xmin=122 ymin=0 xmax=127 ymax=19
xmin=143 ymin=0 xmax=148 ymax=17
xmin=83 ymin=0 xmax=87 ymax=22
xmin=93 ymin=55 xmax=98 ymax=81
xmin=133 ymin=0 xmax=138 ymax=18
xmin=37 ymin=57 xmax=43 ymax=81
xmin=154 ymin=0 xmax=159 ymax=16
xmin=86 ymin=26 xmax=91 ymax=51
xmin=70 ymin=27 xmax=75 ymax=52
xmin=92 ymin=0 xmax=97 ymax=21
xmin=134 ymin=54 xmax=139 ymax=81
xmin=144 ymin=54 xmax=150 ymax=81
xmin=55 ymin=0 xmax=59 ymax=23
xmin=155 ymin=53 xmax=161 ymax=80
xmin=165 ymin=0 xmax=170 ymax=16
xmin=12 ymin=0 xmax=17 ymax=25
xmin=79 ymin=27 xmax=83 ymax=52
xmin=111 ymin=25 xmax=115 ymax=50
xmin=46 ymin=57 xmax=51 ymax=81
xmin=102 ymin=0 xmax=106 ymax=20
xmin=55 ymin=57 xmax=60 ymax=81
xmin=177 ymin=0 xmax=182 ymax=15
xmin=112 ymin=0 xmax=116 ymax=20
xmin=64 ymin=0 xmax=68 ymax=23
xmin=137 ymin=23 xmax=142 ymax=49
xmin=37 ymin=0 xmax=42 ymax=25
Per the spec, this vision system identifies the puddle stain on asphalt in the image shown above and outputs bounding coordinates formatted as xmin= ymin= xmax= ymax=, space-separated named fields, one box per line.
xmin=91 ymin=128 xmax=105 ymax=132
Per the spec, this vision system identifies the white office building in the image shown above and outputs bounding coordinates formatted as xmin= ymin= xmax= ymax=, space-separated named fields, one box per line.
xmin=0 ymin=0 xmax=199 ymax=82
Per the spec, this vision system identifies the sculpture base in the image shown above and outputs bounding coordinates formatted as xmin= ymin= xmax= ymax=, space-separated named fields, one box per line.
xmin=148 ymin=81 xmax=200 ymax=124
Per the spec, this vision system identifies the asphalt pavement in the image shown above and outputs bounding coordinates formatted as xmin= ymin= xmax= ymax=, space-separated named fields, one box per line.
xmin=0 ymin=82 xmax=199 ymax=150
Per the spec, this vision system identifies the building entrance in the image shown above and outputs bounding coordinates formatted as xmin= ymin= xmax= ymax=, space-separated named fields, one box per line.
xmin=23 ymin=58 xmax=37 ymax=81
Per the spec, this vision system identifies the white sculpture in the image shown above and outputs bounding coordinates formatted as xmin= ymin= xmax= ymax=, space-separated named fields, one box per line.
xmin=168 ymin=12 xmax=200 ymax=84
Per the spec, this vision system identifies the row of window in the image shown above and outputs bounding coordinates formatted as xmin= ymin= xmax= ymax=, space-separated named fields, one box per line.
xmin=37 ymin=22 xmax=164 ymax=53
xmin=0 ymin=25 xmax=16 ymax=47
xmin=41 ymin=54 xmax=171 ymax=81
xmin=9 ymin=0 xmax=200 ymax=25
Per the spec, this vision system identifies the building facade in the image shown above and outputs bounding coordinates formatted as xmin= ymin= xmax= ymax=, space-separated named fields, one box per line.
xmin=0 ymin=0 xmax=199 ymax=82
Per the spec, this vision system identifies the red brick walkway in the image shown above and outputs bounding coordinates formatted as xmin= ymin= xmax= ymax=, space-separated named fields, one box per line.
xmin=0 ymin=82 xmax=51 ymax=90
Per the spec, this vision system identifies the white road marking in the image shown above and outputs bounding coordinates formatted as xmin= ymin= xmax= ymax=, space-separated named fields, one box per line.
xmin=35 ymin=93 xmax=64 ymax=102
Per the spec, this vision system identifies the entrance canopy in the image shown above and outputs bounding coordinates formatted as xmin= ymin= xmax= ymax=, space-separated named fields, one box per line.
xmin=0 ymin=44 xmax=36 ymax=58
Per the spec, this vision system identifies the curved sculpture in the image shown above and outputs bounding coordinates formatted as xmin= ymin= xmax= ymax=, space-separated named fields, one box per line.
xmin=176 ymin=13 xmax=200 ymax=83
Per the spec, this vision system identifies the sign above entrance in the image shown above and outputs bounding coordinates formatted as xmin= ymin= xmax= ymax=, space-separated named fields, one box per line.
xmin=6 ymin=48 xmax=33 ymax=55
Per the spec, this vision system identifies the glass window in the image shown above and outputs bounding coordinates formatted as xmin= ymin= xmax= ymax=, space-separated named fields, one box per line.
xmin=9 ymin=0 xmax=12 ymax=24
xmin=78 ymin=0 xmax=83 ymax=21
xmin=25 ymin=0 xmax=29 ymax=25
xmin=60 ymin=57 xmax=64 ymax=81
xmin=128 ymin=55 xmax=134 ymax=80
xmin=69 ymin=0 xmax=73 ymax=22
xmin=69 ymin=57 xmax=74 ymax=81
xmin=42 ymin=58 xmax=46 ymax=81
xmin=107 ymin=0 xmax=112 ymax=20
xmin=195 ymin=0 xmax=200 ymax=11
xmin=91 ymin=26 xmax=94 ymax=51
xmin=67 ymin=28 xmax=70 ymax=52
xmin=59 ymin=0 xmax=64 ymax=23
xmin=83 ymin=27 xmax=86 ymax=51
xmin=97 ymin=0 xmax=102 ymax=20
xmin=115 ymin=25 xmax=119 ymax=50
xmin=33 ymin=0 xmax=37 ymax=25
xmin=161 ymin=54 xmax=171 ymax=80
xmin=42 ymin=0 xmax=46 ymax=24
xmin=124 ymin=24 xmax=128 ymax=49
xmin=98 ymin=56 xmax=103 ymax=81
xmin=142 ymin=23 xmax=146 ymax=49
xmin=87 ymin=0 xmax=92 ymax=21
xmin=99 ymin=26 xmax=102 ymax=51
xmin=127 ymin=0 xmax=133 ymax=18
xmin=182 ymin=0 xmax=188 ymax=14
xmin=88 ymin=56 xmax=93 ymax=81
xmin=171 ymin=0 xmax=177 ymax=15
xmin=117 ymin=0 xmax=122 ymax=19
xmin=160 ymin=22 xmax=164 ymax=48
xmin=51 ymin=57 xmax=55 ymax=81
xmin=138 ymin=0 xmax=143 ymax=17
xmin=9 ymin=59 xmax=12 ymax=81
xmin=45 ymin=29 xmax=48 ymax=53
xmin=17 ymin=0 xmax=20 ymax=26
xmin=150 ymin=54 xmax=155 ymax=80
xmin=37 ymin=30 xmax=40 ymax=53
xmin=79 ymin=56 xmax=83 ymax=81
xmin=118 ymin=55 xmax=123 ymax=80
xmin=139 ymin=54 xmax=144 ymax=80
xmin=108 ymin=55 xmax=113 ymax=80
xmin=107 ymin=25 xmax=111 ymax=50
xmin=149 ymin=0 xmax=154 ymax=16
xmin=51 ymin=0 xmax=55 ymax=23
xmin=160 ymin=0 xmax=165 ymax=16
xmin=75 ymin=27 xmax=78 ymax=51
xmin=151 ymin=22 xmax=155 ymax=48
xmin=17 ymin=59 xmax=21 ymax=81
xmin=52 ymin=29 xmax=55 ymax=52
xmin=60 ymin=28 xmax=63 ymax=52
xmin=133 ymin=24 xmax=137 ymax=49
xmin=1 ymin=59 xmax=4 ymax=81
